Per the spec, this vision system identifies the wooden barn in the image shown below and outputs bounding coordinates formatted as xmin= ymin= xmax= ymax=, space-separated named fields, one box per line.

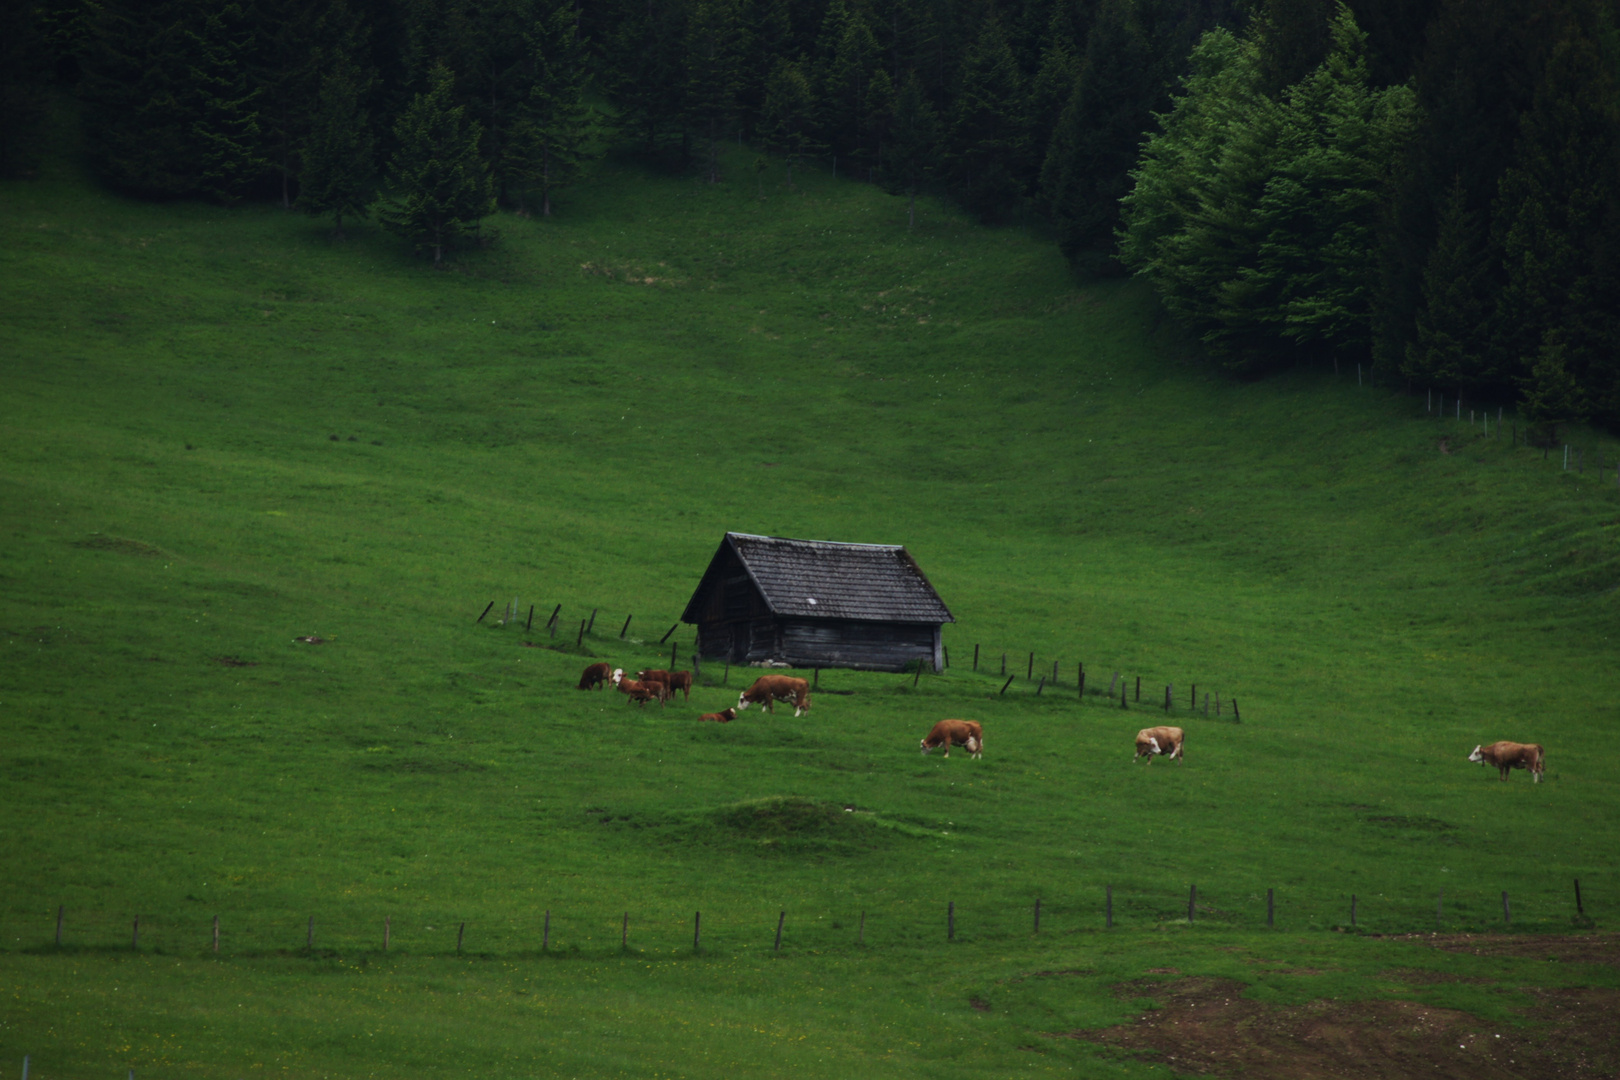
xmin=681 ymin=532 xmax=954 ymax=672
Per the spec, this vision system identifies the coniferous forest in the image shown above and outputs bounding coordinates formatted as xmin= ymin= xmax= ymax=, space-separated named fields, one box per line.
xmin=4 ymin=0 xmax=1618 ymax=432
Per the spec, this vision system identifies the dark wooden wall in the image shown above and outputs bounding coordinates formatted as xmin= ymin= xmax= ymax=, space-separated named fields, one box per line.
xmin=697 ymin=616 xmax=940 ymax=672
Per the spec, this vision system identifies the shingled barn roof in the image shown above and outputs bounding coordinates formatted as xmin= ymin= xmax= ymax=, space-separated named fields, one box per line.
xmin=682 ymin=533 xmax=954 ymax=625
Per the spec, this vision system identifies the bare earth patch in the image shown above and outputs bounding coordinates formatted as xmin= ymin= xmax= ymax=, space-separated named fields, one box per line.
xmin=1065 ymin=976 xmax=1620 ymax=1079
xmin=1400 ymin=933 xmax=1620 ymax=968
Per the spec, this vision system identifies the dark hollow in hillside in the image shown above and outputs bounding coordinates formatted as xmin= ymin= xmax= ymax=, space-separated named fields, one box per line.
xmin=601 ymin=796 xmax=933 ymax=858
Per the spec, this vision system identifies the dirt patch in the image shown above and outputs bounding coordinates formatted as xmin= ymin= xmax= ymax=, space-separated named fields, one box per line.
xmin=969 ymin=997 xmax=990 ymax=1012
xmin=214 ymin=656 xmax=256 ymax=667
xmin=1066 ymin=976 xmax=1620 ymax=1079
xmin=1399 ymin=933 xmax=1620 ymax=968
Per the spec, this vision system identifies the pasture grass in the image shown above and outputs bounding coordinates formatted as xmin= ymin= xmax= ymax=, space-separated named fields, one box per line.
xmin=2 ymin=124 xmax=1619 ymax=1077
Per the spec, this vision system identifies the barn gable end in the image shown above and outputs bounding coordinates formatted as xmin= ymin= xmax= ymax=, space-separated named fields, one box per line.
xmin=681 ymin=533 xmax=953 ymax=672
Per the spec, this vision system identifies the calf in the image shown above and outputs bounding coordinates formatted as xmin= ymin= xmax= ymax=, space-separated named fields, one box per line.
xmin=577 ymin=662 xmax=612 ymax=690
xmin=920 ymin=719 xmax=983 ymax=758
xmin=699 ymin=707 xmax=737 ymax=723
xmin=1134 ymin=726 xmax=1184 ymax=763
xmin=1469 ymin=741 xmax=1545 ymax=782
xmin=738 ymin=675 xmax=811 ymax=717
xmin=612 ymin=668 xmax=663 ymax=706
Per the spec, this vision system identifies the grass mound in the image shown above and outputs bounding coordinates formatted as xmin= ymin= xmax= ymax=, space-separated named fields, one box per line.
xmin=619 ymin=796 xmax=929 ymax=857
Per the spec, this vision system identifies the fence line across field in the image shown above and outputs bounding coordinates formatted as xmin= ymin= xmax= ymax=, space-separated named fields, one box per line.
xmin=27 ymin=879 xmax=1597 ymax=958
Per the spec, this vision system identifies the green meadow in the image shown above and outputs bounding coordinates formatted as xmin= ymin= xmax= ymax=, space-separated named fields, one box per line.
xmin=3 ymin=124 xmax=1619 ymax=1078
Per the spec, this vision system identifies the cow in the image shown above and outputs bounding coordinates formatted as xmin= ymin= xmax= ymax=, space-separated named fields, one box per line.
xmin=1134 ymin=726 xmax=1184 ymax=763
xmin=920 ymin=719 xmax=983 ymax=758
xmin=667 ymin=670 xmax=693 ymax=701
xmin=699 ymin=707 xmax=737 ymax=723
xmin=1469 ymin=741 xmax=1545 ymax=782
xmin=577 ymin=662 xmax=613 ymax=690
xmin=738 ymin=675 xmax=811 ymax=717
xmin=612 ymin=668 xmax=664 ymax=706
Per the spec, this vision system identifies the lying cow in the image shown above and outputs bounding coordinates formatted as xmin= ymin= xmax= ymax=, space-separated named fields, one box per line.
xmin=1134 ymin=726 xmax=1184 ymax=763
xmin=577 ymin=662 xmax=612 ymax=690
xmin=1469 ymin=741 xmax=1544 ymax=782
xmin=738 ymin=675 xmax=811 ymax=717
xmin=920 ymin=719 xmax=983 ymax=758
xmin=699 ymin=707 xmax=737 ymax=723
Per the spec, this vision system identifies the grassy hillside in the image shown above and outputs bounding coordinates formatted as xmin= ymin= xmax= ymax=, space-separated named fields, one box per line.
xmin=3 ymin=129 xmax=1619 ymax=1079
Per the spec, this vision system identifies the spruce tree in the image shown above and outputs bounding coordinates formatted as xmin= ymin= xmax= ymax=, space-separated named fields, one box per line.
xmin=762 ymin=57 xmax=818 ymax=187
xmin=1039 ymin=0 xmax=1153 ymax=269
xmin=881 ymin=70 xmax=939 ymax=227
xmin=685 ymin=0 xmax=748 ymax=183
xmin=381 ymin=62 xmax=495 ymax=263
xmin=182 ymin=0 xmax=266 ymax=202
xmin=297 ymin=51 xmax=377 ymax=237
xmin=1518 ymin=332 xmax=1587 ymax=445
xmin=506 ymin=0 xmax=594 ymax=215
xmin=947 ymin=11 xmax=1028 ymax=220
xmin=1404 ymin=178 xmax=1491 ymax=392
xmin=820 ymin=2 xmax=882 ymax=168
xmin=0 ymin=0 xmax=49 ymax=178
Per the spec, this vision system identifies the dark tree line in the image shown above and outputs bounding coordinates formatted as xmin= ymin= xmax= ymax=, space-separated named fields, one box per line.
xmin=7 ymin=0 xmax=1617 ymax=428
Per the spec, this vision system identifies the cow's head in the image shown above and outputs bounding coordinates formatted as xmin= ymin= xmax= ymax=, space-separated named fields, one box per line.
xmin=920 ymin=737 xmax=935 ymax=755
xmin=611 ymin=668 xmax=624 ymax=685
xmin=1468 ymin=744 xmax=1484 ymax=764
xmin=1148 ymin=736 xmax=1161 ymax=755
xmin=736 ymin=691 xmax=753 ymax=711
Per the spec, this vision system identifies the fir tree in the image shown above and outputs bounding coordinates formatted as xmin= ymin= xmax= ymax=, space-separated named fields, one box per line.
xmin=506 ymin=0 xmax=594 ymax=215
xmin=820 ymin=2 xmax=882 ymax=167
xmin=685 ymin=0 xmax=748 ymax=183
xmin=0 ymin=0 xmax=50 ymax=178
xmin=297 ymin=51 xmax=377 ymax=237
xmin=182 ymin=0 xmax=266 ymax=203
xmin=1404 ymin=178 xmax=1492 ymax=392
xmin=1518 ymin=332 xmax=1587 ymax=445
xmin=380 ymin=62 xmax=495 ymax=263
xmin=1039 ymin=0 xmax=1153 ymax=269
xmin=947 ymin=10 xmax=1027 ymax=220
xmin=762 ymin=57 xmax=818 ymax=186
xmin=881 ymin=69 xmax=939 ymax=227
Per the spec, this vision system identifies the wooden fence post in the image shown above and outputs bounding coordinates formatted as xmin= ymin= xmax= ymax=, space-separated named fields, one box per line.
xmin=1576 ymin=878 xmax=1585 ymax=917
xmin=694 ymin=911 xmax=701 ymax=951
xmin=621 ymin=614 xmax=633 ymax=638
xmin=1204 ymin=693 xmax=1210 ymax=717
xmin=576 ymin=619 xmax=585 ymax=647
xmin=973 ymin=644 xmax=979 ymax=671
xmin=1027 ymin=653 xmax=1034 ymax=680
xmin=774 ymin=911 xmax=785 ymax=951
xmin=55 ymin=905 xmax=62 ymax=946
xmin=1053 ymin=660 xmax=1059 ymax=685
xmin=476 ymin=601 xmax=494 ymax=623
xmin=660 ymin=623 xmax=679 ymax=644
xmin=1078 ymin=665 xmax=1085 ymax=698
xmin=586 ymin=609 xmax=597 ymax=634
xmin=670 ymin=641 xmax=678 ymax=669
xmin=999 ymin=676 xmax=1014 ymax=695
xmin=1164 ymin=684 xmax=1171 ymax=712
xmin=1436 ymin=890 xmax=1443 ymax=930
xmin=1106 ymin=885 xmax=1113 ymax=929
xmin=526 ymin=605 xmax=534 ymax=632
xmin=948 ymin=901 xmax=955 ymax=941
xmin=1135 ymin=676 xmax=1141 ymax=702
xmin=622 ymin=913 xmax=629 ymax=949
xmin=943 ymin=645 xmax=949 ymax=668
xmin=213 ymin=914 xmax=219 ymax=952
xmin=1120 ymin=682 xmax=1127 ymax=708
xmin=543 ymin=910 xmax=550 ymax=951
xmin=1187 ymin=885 xmax=1196 ymax=923
xmin=813 ymin=668 xmax=819 ymax=688
xmin=546 ymin=604 xmax=561 ymax=629
xmin=1232 ymin=699 xmax=1241 ymax=723
xmin=1191 ymin=683 xmax=1195 ymax=708
xmin=1502 ymin=892 xmax=1510 ymax=925
xmin=131 ymin=914 xmax=139 ymax=949
xmin=1350 ymin=894 xmax=1357 ymax=928
xmin=457 ymin=922 xmax=465 ymax=953
xmin=1035 ymin=675 xmax=1045 ymax=696
xmin=1267 ymin=888 xmax=1274 ymax=927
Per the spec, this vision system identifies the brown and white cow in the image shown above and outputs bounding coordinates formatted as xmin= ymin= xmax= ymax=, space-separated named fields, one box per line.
xmin=699 ymin=707 xmax=737 ymax=723
xmin=637 ymin=669 xmax=672 ymax=693
xmin=1134 ymin=726 xmax=1184 ymax=763
xmin=1469 ymin=741 xmax=1544 ymax=782
xmin=738 ymin=675 xmax=811 ymax=717
xmin=612 ymin=668 xmax=664 ymax=706
xmin=667 ymin=670 xmax=693 ymax=701
xmin=577 ymin=662 xmax=612 ymax=690
xmin=920 ymin=719 xmax=983 ymax=758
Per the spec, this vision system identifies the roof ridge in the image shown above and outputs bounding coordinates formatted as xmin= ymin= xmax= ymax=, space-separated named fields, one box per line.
xmin=726 ymin=531 xmax=904 ymax=551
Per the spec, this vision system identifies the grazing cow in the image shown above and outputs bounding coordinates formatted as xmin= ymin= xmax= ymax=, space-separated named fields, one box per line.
xmin=577 ymin=662 xmax=613 ymax=690
xmin=699 ymin=707 xmax=737 ymax=723
xmin=1469 ymin=741 xmax=1545 ymax=782
xmin=612 ymin=668 xmax=664 ymax=706
xmin=1134 ymin=726 xmax=1184 ymax=763
xmin=737 ymin=675 xmax=811 ymax=717
xmin=920 ymin=719 xmax=983 ymax=758
xmin=667 ymin=670 xmax=693 ymax=700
